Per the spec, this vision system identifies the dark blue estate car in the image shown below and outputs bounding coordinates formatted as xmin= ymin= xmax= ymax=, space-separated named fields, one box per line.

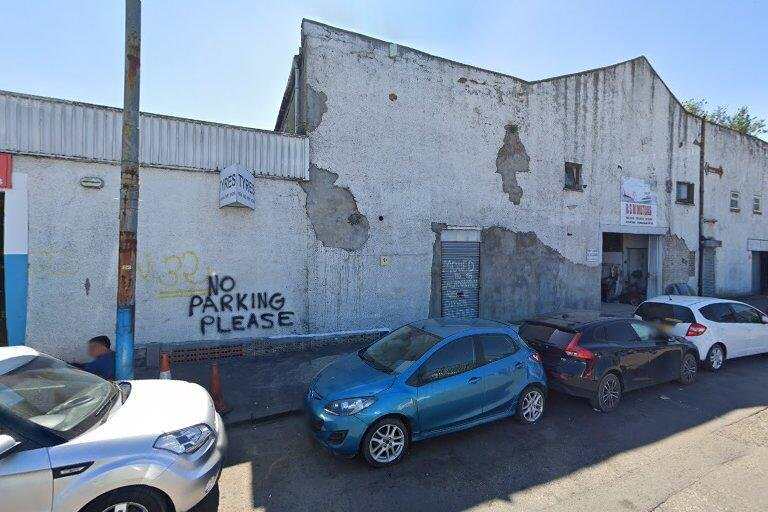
xmin=305 ymin=318 xmax=547 ymax=467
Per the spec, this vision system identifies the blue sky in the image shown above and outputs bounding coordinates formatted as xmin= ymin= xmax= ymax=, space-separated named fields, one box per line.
xmin=1 ymin=1 xmax=766 ymax=134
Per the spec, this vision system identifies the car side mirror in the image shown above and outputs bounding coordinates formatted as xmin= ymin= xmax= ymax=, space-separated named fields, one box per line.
xmin=0 ymin=434 xmax=21 ymax=460
xmin=761 ymin=315 xmax=768 ymax=324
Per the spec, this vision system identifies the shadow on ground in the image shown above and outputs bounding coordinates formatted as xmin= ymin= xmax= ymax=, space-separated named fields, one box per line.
xmin=208 ymin=353 xmax=768 ymax=512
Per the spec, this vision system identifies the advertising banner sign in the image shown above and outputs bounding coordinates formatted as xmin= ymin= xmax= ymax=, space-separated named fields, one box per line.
xmin=620 ymin=177 xmax=657 ymax=226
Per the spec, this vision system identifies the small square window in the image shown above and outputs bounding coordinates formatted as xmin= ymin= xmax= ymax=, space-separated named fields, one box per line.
xmin=675 ymin=181 xmax=694 ymax=205
xmin=564 ymin=162 xmax=582 ymax=191
xmin=754 ymin=196 xmax=762 ymax=215
xmin=730 ymin=191 xmax=740 ymax=212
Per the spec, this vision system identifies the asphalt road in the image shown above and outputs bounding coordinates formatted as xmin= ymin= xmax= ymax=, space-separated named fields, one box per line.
xmin=200 ymin=353 xmax=768 ymax=512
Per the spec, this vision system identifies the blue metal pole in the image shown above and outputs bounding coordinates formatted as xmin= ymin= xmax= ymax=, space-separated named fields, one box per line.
xmin=115 ymin=0 xmax=141 ymax=380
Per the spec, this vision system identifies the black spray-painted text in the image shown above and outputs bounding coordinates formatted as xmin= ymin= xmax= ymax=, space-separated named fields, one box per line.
xmin=188 ymin=275 xmax=295 ymax=335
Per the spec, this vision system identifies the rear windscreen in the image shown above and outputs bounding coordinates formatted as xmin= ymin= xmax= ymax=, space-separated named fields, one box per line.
xmin=635 ymin=302 xmax=695 ymax=323
xmin=519 ymin=323 xmax=574 ymax=348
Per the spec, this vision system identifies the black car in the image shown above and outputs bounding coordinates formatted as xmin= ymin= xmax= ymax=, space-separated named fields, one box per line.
xmin=518 ymin=312 xmax=700 ymax=412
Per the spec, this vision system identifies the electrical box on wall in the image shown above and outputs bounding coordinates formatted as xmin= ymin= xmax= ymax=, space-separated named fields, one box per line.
xmin=0 ymin=153 xmax=12 ymax=189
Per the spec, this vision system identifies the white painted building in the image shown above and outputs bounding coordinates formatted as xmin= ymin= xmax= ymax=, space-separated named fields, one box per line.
xmin=1 ymin=20 xmax=767 ymax=361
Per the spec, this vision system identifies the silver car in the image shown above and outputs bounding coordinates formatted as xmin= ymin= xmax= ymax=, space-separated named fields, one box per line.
xmin=0 ymin=346 xmax=227 ymax=512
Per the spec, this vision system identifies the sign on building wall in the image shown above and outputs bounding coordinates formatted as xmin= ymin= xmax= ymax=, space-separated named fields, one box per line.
xmin=620 ymin=177 xmax=657 ymax=226
xmin=219 ymin=164 xmax=256 ymax=209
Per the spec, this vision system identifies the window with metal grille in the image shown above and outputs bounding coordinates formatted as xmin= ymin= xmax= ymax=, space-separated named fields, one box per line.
xmin=675 ymin=181 xmax=694 ymax=205
xmin=564 ymin=162 xmax=583 ymax=191
xmin=730 ymin=191 xmax=740 ymax=212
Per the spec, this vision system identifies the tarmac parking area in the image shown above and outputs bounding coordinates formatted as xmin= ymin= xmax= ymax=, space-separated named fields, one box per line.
xmin=200 ymin=353 xmax=768 ymax=512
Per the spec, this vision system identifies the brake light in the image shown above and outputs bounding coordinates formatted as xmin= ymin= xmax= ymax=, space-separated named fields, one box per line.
xmin=564 ymin=333 xmax=593 ymax=361
xmin=530 ymin=352 xmax=542 ymax=363
xmin=686 ymin=323 xmax=707 ymax=336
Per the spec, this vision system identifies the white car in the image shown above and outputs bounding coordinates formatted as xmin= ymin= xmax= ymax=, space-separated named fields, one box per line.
xmin=0 ymin=346 xmax=227 ymax=512
xmin=634 ymin=295 xmax=768 ymax=371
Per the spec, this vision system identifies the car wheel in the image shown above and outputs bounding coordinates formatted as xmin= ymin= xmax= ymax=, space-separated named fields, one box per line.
xmin=590 ymin=373 xmax=622 ymax=412
xmin=515 ymin=385 xmax=545 ymax=424
xmin=678 ymin=352 xmax=698 ymax=385
xmin=705 ymin=344 xmax=725 ymax=372
xmin=81 ymin=487 xmax=169 ymax=512
xmin=361 ymin=417 xmax=409 ymax=468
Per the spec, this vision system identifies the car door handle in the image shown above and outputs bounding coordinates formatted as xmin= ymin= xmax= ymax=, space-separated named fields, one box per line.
xmin=468 ymin=376 xmax=481 ymax=385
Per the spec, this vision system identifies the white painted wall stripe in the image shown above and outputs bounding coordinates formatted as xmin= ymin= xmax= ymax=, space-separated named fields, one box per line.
xmin=3 ymin=173 xmax=27 ymax=255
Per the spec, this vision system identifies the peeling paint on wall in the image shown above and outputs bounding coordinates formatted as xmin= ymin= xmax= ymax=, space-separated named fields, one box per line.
xmin=300 ymin=164 xmax=370 ymax=251
xmin=495 ymin=124 xmax=530 ymax=205
xmin=479 ymin=227 xmax=599 ymax=322
xmin=306 ymin=85 xmax=327 ymax=133
xmin=662 ymin=234 xmax=695 ymax=289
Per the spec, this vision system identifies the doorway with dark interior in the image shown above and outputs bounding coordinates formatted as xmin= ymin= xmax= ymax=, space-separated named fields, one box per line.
xmin=601 ymin=232 xmax=659 ymax=306
xmin=753 ymin=251 xmax=768 ymax=295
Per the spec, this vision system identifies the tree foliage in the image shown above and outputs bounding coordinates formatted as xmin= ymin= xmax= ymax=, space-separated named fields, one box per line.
xmin=683 ymin=99 xmax=766 ymax=136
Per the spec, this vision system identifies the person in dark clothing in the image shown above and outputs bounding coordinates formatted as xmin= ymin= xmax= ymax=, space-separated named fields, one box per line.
xmin=74 ymin=335 xmax=116 ymax=380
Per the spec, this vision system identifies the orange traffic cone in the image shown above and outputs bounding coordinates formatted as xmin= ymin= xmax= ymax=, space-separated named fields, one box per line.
xmin=159 ymin=353 xmax=172 ymax=380
xmin=209 ymin=363 xmax=231 ymax=414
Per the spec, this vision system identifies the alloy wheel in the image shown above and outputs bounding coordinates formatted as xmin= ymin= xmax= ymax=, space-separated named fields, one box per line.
xmin=521 ymin=389 xmax=544 ymax=422
xmin=710 ymin=346 xmax=724 ymax=370
xmin=681 ymin=354 xmax=697 ymax=383
xmin=101 ymin=504 xmax=149 ymax=512
xmin=599 ymin=375 xmax=621 ymax=410
xmin=368 ymin=423 xmax=405 ymax=464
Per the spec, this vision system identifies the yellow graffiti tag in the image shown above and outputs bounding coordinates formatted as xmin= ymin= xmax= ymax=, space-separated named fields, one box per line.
xmin=138 ymin=250 xmax=214 ymax=299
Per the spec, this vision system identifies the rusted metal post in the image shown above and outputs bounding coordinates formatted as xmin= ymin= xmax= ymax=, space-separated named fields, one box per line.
xmin=115 ymin=0 xmax=141 ymax=380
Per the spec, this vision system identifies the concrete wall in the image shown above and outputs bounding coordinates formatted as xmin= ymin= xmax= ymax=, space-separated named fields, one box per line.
xmin=703 ymin=123 xmax=768 ymax=296
xmin=298 ymin=20 xmax=704 ymax=328
xmin=15 ymin=155 xmax=311 ymax=360
xmin=9 ymin=21 xmax=768 ymax=360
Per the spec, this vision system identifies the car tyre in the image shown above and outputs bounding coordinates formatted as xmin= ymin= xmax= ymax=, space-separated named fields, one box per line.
xmin=678 ymin=352 xmax=698 ymax=385
xmin=515 ymin=385 xmax=546 ymax=424
xmin=590 ymin=373 xmax=622 ymax=412
xmin=361 ymin=417 xmax=409 ymax=468
xmin=81 ymin=487 xmax=169 ymax=512
xmin=705 ymin=344 xmax=725 ymax=372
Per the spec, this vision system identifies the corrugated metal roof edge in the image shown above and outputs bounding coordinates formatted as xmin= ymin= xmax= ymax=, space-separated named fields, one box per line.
xmin=0 ymin=88 xmax=308 ymax=141
xmin=4 ymin=150 xmax=309 ymax=181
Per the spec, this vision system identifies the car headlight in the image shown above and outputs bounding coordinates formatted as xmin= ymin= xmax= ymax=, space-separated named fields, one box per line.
xmin=153 ymin=423 xmax=214 ymax=454
xmin=324 ymin=397 xmax=375 ymax=416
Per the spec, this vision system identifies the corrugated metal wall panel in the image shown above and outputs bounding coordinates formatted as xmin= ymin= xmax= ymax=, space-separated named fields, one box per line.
xmin=0 ymin=90 xmax=309 ymax=180
xmin=440 ymin=241 xmax=481 ymax=318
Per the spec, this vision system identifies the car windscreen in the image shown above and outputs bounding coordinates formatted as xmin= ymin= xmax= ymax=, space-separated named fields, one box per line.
xmin=0 ymin=355 xmax=118 ymax=439
xmin=635 ymin=302 xmax=695 ymax=323
xmin=518 ymin=323 xmax=574 ymax=348
xmin=360 ymin=325 xmax=443 ymax=374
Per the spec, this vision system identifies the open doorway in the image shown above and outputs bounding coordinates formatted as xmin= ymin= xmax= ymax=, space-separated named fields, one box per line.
xmin=752 ymin=251 xmax=768 ymax=295
xmin=601 ymin=232 xmax=660 ymax=306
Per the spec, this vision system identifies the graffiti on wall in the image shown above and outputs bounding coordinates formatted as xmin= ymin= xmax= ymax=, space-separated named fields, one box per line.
xmin=188 ymin=275 xmax=295 ymax=335
xmin=138 ymin=250 xmax=212 ymax=299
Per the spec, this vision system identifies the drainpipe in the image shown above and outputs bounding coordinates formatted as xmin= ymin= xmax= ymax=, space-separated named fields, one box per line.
xmin=292 ymin=55 xmax=300 ymax=134
xmin=697 ymin=119 xmax=706 ymax=295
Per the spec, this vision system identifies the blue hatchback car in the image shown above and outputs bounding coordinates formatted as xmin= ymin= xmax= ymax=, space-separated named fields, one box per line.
xmin=305 ymin=318 xmax=547 ymax=467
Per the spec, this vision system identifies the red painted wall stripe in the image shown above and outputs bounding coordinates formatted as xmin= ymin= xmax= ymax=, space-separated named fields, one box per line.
xmin=0 ymin=153 xmax=11 ymax=189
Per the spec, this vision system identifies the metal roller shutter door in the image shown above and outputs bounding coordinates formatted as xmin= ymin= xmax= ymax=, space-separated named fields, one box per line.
xmin=441 ymin=241 xmax=480 ymax=318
